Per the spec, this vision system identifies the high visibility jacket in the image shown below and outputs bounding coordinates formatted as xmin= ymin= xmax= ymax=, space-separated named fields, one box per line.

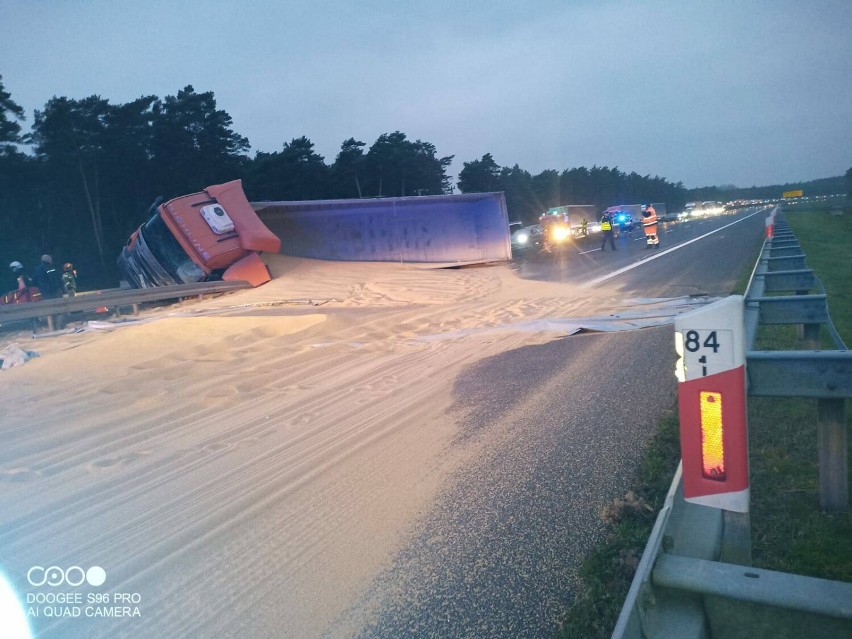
xmin=601 ymin=218 xmax=612 ymax=231
xmin=642 ymin=208 xmax=658 ymax=234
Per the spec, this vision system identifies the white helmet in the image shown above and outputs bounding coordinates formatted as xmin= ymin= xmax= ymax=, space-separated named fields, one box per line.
xmin=10 ymin=261 xmax=23 ymax=271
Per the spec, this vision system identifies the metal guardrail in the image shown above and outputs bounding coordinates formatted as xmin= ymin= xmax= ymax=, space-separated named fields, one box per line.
xmin=747 ymin=214 xmax=849 ymax=512
xmin=0 ymin=280 xmax=251 ymax=331
xmin=613 ymin=207 xmax=852 ymax=638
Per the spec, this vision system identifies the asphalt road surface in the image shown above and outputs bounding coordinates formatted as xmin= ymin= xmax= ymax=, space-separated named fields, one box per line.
xmin=514 ymin=208 xmax=767 ymax=295
xmin=335 ymin=209 xmax=769 ymax=638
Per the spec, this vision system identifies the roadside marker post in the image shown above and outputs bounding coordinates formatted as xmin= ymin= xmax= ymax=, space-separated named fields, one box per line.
xmin=675 ymin=295 xmax=752 ymax=564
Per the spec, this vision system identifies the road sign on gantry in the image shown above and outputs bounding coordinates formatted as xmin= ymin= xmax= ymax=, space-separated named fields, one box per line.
xmin=675 ymin=295 xmax=749 ymax=512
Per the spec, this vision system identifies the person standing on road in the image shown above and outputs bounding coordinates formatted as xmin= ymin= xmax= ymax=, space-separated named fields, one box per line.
xmin=62 ymin=262 xmax=78 ymax=296
xmin=600 ymin=212 xmax=616 ymax=251
xmin=32 ymin=254 xmax=63 ymax=298
xmin=642 ymin=205 xmax=660 ymax=249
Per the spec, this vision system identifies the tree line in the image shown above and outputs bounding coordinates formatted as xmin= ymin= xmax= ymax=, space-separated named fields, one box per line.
xmin=456 ymin=153 xmax=687 ymax=225
xmin=8 ymin=75 xmax=821 ymax=288
xmin=687 ymin=174 xmax=849 ymax=204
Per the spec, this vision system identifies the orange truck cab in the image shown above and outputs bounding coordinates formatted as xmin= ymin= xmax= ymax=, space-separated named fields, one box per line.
xmin=117 ymin=180 xmax=281 ymax=288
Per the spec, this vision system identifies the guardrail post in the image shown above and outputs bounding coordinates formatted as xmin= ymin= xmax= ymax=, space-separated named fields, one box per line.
xmin=796 ymin=285 xmax=813 ymax=343
xmin=797 ymin=279 xmax=819 ymax=345
xmin=817 ymin=398 xmax=848 ymax=512
xmin=803 ymin=323 xmax=821 ymax=349
xmin=721 ymin=511 xmax=752 ymax=565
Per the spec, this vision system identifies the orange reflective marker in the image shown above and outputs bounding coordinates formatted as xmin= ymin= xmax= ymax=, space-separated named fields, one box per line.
xmin=700 ymin=391 xmax=725 ymax=480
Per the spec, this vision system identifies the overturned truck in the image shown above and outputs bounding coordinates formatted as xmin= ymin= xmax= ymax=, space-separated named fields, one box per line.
xmin=117 ymin=180 xmax=281 ymax=288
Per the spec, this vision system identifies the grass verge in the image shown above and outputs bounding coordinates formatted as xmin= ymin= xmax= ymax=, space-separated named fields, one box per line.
xmin=556 ymin=208 xmax=851 ymax=637
xmin=783 ymin=209 xmax=851 ymax=343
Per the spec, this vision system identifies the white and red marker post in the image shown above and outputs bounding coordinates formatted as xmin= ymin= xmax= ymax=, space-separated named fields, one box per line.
xmin=675 ymin=295 xmax=751 ymax=563
xmin=675 ymin=295 xmax=749 ymax=512
xmin=765 ymin=209 xmax=776 ymax=239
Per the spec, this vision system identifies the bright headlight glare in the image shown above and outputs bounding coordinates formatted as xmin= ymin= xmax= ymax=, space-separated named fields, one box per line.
xmin=553 ymin=226 xmax=570 ymax=241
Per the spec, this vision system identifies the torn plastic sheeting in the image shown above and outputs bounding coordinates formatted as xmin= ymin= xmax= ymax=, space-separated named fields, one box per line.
xmin=416 ymin=296 xmax=723 ymax=342
xmin=622 ymin=296 xmax=714 ymax=306
xmin=416 ymin=317 xmax=667 ymax=342
xmin=0 ymin=344 xmax=40 ymax=369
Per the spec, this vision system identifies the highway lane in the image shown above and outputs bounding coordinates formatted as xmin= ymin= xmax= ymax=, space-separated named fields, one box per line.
xmin=609 ymin=209 xmax=768 ymax=298
xmin=512 ymin=207 xmax=769 ymax=295
xmin=337 ymin=208 xmax=770 ymax=638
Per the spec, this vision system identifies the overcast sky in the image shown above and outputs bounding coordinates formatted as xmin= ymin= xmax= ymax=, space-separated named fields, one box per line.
xmin=2 ymin=0 xmax=850 ymax=189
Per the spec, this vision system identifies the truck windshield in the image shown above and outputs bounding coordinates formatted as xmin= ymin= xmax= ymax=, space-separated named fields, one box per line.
xmin=141 ymin=214 xmax=205 ymax=284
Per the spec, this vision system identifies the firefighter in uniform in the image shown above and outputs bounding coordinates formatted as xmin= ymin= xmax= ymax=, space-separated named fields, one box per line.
xmin=62 ymin=262 xmax=78 ymax=296
xmin=642 ymin=204 xmax=659 ymax=249
xmin=600 ymin=213 xmax=616 ymax=251
xmin=3 ymin=261 xmax=34 ymax=304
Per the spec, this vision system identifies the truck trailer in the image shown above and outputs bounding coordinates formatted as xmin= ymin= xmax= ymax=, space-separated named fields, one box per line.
xmin=253 ymin=192 xmax=511 ymax=264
